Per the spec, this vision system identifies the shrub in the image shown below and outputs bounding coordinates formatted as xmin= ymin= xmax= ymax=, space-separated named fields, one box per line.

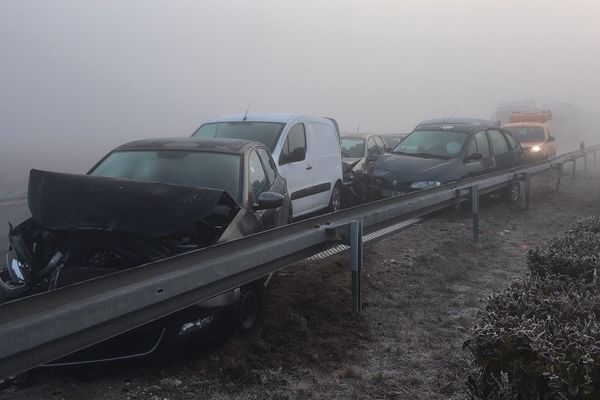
xmin=466 ymin=217 xmax=600 ymax=399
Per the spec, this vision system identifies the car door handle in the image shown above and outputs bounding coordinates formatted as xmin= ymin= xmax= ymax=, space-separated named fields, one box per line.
xmin=306 ymin=164 xmax=313 ymax=170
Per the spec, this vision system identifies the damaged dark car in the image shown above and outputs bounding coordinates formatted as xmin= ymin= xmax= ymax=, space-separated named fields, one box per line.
xmin=0 ymin=137 xmax=291 ymax=365
xmin=340 ymin=133 xmax=387 ymax=204
xmin=369 ymin=120 xmax=524 ymax=198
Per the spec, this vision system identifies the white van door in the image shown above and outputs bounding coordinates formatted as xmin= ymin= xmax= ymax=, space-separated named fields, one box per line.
xmin=277 ymin=122 xmax=314 ymax=217
xmin=310 ymin=122 xmax=342 ymax=211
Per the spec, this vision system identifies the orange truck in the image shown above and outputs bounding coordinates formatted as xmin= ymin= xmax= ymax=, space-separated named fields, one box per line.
xmin=502 ymin=111 xmax=557 ymax=160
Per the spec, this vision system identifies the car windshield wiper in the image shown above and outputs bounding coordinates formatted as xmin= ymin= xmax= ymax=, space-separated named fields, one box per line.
xmin=393 ymin=151 xmax=448 ymax=159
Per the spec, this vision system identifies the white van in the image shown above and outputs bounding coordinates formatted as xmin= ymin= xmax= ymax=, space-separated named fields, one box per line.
xmin=192 ymin=114 xmax=343 ymax=218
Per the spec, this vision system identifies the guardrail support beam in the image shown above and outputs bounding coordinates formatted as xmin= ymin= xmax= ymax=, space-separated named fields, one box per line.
xmin=556 ymin=163 xmax=563 ymax=190
xmin=471 ymin=184 xmax=479 ymax=243
xmin=350 ymin=219 xmax=363 ymax=313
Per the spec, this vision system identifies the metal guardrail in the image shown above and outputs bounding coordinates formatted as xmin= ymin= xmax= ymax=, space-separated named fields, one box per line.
xmin=0 ymin=145 xmax=599 ymax=378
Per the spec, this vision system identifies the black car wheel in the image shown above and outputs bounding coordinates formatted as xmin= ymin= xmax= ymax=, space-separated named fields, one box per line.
xmin=329 ymin=182 xmax=342 ymax=212
xmin=503 ymin=182 xmax=521 ymax=203
xmin=237 ymin=279 xmax=265 ymax=338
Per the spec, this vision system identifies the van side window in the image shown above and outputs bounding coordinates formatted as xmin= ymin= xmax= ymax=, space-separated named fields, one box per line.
xmin=249 ymin=150 xmax=269 ymax=199
xmin=280 ymin=123 xmax=306 ymax=164
xmin=256 ymin=147 xmax=277 ymax=186
xmin=488 ymin=130 xmax=509 ymax=155
xmin=474 ymin=131 xmax=490 ymax=158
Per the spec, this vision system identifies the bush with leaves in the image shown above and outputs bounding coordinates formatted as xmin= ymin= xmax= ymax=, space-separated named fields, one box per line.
xmin=465 ymin=217 xmax=600 ymax=399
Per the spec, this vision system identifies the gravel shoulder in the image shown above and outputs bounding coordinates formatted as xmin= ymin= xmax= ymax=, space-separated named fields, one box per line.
xmin=2 ymin=165 xmax=600 ymax=400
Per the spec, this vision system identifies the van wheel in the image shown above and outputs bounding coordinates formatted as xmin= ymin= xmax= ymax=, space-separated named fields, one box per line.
xmin=237 ymin=279 xmax=265 ymax=338
xmin=329 ymin=182 xmax=342 ymax=212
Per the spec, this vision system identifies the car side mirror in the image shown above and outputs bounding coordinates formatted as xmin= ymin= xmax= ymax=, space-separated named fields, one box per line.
xmin=255 ymin=192 xmax=285 ymax=210
xmin=548 ymin=136 xmax=555 ymax=142
xmin=465 ymin=153 xmax=483 ymax=162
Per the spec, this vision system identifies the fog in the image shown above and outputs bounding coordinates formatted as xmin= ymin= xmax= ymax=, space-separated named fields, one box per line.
xmin=1 ymin=0 xmax=600 ymax=193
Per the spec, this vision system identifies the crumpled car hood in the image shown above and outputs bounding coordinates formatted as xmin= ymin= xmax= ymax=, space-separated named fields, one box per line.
xmin=28 ymin=169 xmax=239 ymax=238
xmin=371 ymin=154 xmax=455 ymax=184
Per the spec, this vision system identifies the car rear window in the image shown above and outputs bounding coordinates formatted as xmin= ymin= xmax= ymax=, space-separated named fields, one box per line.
xmin=341 ymin=137 xmax=365 ymax=158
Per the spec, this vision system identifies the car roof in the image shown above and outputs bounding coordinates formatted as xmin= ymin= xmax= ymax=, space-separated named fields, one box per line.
xmin=204 ymin=113 xmax=333 ymax=125
xmin=114 ymin=137 xmax=260 ymax=155
xmin=416 ymin=118 xmax=501 ymax=130
xmin=414 ymin=121 xmax=504 ymax=134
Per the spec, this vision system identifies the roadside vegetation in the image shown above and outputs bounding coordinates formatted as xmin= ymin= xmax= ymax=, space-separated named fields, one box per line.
xmin=466 ymin=217 xmax=600 ymax=399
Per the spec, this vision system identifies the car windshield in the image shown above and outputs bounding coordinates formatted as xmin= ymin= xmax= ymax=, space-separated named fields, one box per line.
xmin=341 ymin=137 xmax=365 ymax=158
xmin=504 ymin=126 xmax=545 ymax=142
xmin=90 ymin=150 xmax=242 ymax=202
xmin=382 ymin=136 xmax=405 ymax=148
xmin=193 ymin=122 xmax=285 ymax=152
xmin=393 ymin=130 xmax=468 ymax=158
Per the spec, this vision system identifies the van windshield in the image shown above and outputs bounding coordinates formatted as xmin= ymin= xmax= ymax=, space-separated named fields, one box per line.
xmin=193 ymin=122 xmax=286 ymax=152
xmin=504 ymin=126 xmax=545 ymax=142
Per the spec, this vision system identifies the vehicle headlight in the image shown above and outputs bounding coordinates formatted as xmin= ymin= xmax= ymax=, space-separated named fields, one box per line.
xmin=410 ymin=181 xmax=441 ymax=189
xmin=5 ymin=249 xmax=26 ymax=284
xmin=531 ymin=145 xmax=542 ymax=152
xmin=343 ymin=171 xmax=355 ymax=185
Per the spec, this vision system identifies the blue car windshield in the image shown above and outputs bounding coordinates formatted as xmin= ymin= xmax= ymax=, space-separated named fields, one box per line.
xmin=193 ymin=122 xmax=285 ymax=152
xmin=393 ymin=130 xmax=468 ymax=159
xmin=90 ymin=150 xmax=242 ymax=203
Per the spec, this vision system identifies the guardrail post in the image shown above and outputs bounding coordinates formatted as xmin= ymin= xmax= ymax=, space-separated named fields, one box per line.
xmin=471 ymin=184 xmax=479 ymax=243
xmin=523 ymin=174 xmax=531 ymax=210
xmin=556 ymin=163 xmax=563 ymax=190
xmin=350 ymin=219 xmax=363 ymax=312
xmin=572 ymin=158 xmax=577 ymax=179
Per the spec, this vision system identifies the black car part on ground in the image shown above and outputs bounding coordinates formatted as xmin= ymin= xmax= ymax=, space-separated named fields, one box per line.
xmin=0 ymin=144 xmax=597 ymax=378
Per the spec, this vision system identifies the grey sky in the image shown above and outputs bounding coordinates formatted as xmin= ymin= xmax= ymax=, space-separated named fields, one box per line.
xmin=1 ymin=0 xmax=599 ymax=192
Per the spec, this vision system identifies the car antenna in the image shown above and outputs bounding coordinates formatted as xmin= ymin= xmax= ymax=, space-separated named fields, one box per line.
xmin=356 ymin=123 xmax=360 ymax=134
xmin=449 ymin=106 xmax=460 ymax=119
xmin=242 ymin=101 xmax=251 ymax=121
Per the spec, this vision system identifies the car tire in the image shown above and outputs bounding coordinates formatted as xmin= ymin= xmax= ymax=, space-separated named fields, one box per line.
xmin=237 ymin=278 xmax=265 ymax=339
xmin=328 ymin=182 xmax=342 ymax=212
xmin=503 ymin=182 xmax=521 ymax=203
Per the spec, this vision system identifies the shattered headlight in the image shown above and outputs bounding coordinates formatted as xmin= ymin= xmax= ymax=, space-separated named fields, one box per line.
xmin=410 ymin=181 xmax=441 ymax=190
xmin=179 ymin=315 xmax=214 ymax=335
xmin=5 ymin=248 xmax=26 ymax=284
xmin=531 ymin=145 xmax=542 ymax=153
xmin=343 ymin=171 xmax=355 ymax=186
